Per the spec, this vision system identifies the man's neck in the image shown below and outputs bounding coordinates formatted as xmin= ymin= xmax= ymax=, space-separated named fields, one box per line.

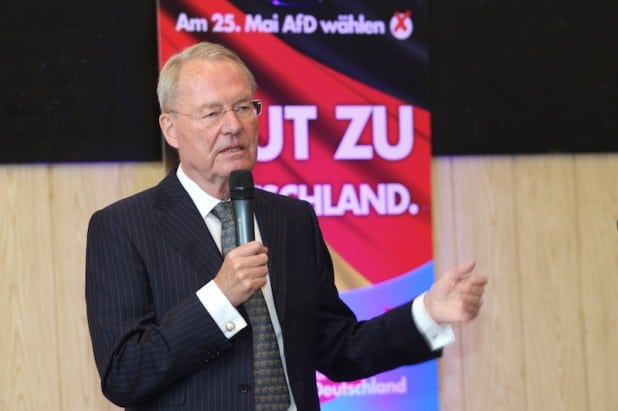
xmin=178 ymin=163 xmax=229 ymax=200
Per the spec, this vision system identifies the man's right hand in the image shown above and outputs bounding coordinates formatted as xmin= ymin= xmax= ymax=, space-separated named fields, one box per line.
xmin=213 ymin=241 xmax=269 ymax=306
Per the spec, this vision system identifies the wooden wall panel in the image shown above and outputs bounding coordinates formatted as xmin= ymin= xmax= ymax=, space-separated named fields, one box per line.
xmin=451 ymin=156 xmax=527 ymax=411
xmin=49 ymin=163 xmax=163 ymax=411
xmin=0 ymin=166 xmax=60 ymax=410
xmin=514 ymin=156 xmax=588 ymax=410
xmin=575 ymin=154 xmax=618 ymax=411
xmin=50 ymin=164 xmax=123 ymax=411
xmin=119 ymin=162 xmax=167 ymax=197
xmin=432 ymin=157 xmax=465 ymax=410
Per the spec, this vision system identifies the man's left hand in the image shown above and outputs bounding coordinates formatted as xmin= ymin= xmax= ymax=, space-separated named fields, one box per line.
xmin=424 ymin=261 xmax=488 ymax=324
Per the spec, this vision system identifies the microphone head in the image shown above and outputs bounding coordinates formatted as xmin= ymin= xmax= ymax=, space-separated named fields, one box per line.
xmin=229 ymin=169 xmax=254 ymax=200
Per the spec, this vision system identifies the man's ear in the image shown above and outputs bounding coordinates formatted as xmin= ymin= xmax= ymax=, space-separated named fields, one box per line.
xmin=159 ymin=113 xmax=179 ymax=149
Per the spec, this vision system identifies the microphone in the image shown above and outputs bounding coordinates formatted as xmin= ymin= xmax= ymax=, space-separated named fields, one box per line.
xmin=229 ymin=169 xmax=255 ymax=245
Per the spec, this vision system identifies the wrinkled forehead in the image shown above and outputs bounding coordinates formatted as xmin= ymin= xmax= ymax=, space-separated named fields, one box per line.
xmin=173 ymin=59 xmax=253 ymax=107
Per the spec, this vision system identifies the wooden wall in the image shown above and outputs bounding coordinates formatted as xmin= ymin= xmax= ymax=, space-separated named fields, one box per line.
xmin=1 ymin=154 xmax=616 ymax=410
xmin=433 ymin=154 xmax=618 ymax=411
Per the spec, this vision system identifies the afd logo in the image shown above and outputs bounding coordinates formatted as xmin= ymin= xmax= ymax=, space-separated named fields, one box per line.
xmin=390 ymin=10 xmax=413 ymax=40
xmin=269 ymin=2 xmax=414 ymax=40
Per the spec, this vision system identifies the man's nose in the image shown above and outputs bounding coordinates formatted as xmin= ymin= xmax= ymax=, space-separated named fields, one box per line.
xmin=220 ymin=109 xmax=243 ymax=130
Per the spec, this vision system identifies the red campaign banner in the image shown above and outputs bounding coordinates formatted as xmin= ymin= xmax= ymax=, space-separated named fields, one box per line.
xmin=158 ymin=1 xmax=437 ymax=409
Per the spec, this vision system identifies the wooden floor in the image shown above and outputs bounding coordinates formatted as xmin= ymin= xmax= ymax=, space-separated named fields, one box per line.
xmin=1 ymin=154 xmax=616 ymax=410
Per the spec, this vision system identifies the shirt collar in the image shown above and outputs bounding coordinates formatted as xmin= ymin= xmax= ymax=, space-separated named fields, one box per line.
xmin=176 ymin=164 xmax=222 ymax=219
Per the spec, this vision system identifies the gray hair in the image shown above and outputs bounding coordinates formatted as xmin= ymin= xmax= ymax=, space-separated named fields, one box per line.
xmin=157 ymin=42 xmax=257 ymax=112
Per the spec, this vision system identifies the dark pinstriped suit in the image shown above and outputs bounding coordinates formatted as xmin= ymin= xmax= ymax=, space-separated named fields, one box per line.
xmin=85 ymin=170 xmax=439 ymax=410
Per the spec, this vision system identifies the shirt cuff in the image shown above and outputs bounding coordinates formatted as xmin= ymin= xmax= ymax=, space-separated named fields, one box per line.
xmin=411 ymin=292 xmax=456 ymax=351
xmin=196 ymin=280 xmax=247 ymax=339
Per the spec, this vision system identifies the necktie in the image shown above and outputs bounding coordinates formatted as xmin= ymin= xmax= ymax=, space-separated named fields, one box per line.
xmin=211 ymin=202 xmax=291 ymax=410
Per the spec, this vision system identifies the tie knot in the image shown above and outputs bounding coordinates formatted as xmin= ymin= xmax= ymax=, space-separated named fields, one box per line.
xmin=211 ymin=201 xmax=234 ymax=223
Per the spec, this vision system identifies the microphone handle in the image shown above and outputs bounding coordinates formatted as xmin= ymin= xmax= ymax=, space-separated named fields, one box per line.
xmin=232 ymin=198 xmax=255 ymax=245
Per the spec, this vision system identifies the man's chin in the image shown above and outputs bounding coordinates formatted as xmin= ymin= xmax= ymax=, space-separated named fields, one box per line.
xmin=223 ymin=159 xmax=256 ymax=174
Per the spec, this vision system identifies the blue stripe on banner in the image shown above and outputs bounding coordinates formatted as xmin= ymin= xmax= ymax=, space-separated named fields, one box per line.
xmin=318 ymin=261 xmax=438 ymax=411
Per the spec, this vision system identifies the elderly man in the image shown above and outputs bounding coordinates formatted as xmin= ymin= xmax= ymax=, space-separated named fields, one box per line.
xmin=86 ymin=41 xmax=487 ymax=411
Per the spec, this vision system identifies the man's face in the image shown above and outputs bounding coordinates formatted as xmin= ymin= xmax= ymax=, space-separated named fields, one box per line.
xmin=159 ymin=59 xmax=259 ymax=195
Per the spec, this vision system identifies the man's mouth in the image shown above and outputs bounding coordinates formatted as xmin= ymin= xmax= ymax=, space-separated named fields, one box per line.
xmin=221 ymin=147 xmax=242 ymax=153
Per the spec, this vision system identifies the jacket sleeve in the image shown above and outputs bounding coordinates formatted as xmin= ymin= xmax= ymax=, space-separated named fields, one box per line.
xmin=303 ymin=202 xmax=441 ymax=381
xmin=85 ymin=208 xmax=231 ymax=407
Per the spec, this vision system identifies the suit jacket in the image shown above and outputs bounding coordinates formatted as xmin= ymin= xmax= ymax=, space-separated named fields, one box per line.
xmin=85 ymin=170 xmax=439 ymax=410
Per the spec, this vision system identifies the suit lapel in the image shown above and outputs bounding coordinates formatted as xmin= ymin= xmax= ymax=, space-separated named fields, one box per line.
xmin=150 ymin=176 xmax=288 ymax=320
xmin=255 ymin=191 xmax=288 ymax=324
xmin=153 ymin=171 xmax=223 ymax=281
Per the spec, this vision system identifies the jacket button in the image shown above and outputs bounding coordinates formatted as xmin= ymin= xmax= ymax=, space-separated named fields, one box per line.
xmin=239 ymin=383 xmax=251 ymax=393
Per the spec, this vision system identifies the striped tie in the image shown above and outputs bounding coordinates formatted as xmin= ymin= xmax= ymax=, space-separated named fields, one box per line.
xmin=211 ymin=202 xmax=291 ymax=410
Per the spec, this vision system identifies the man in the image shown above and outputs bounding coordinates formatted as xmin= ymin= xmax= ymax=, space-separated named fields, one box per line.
xmin=86 ymin=42 xmax=487 ymax=410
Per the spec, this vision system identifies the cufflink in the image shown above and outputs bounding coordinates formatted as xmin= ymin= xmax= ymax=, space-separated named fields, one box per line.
xmin=225 ymin=321 xmax=236 ymax=332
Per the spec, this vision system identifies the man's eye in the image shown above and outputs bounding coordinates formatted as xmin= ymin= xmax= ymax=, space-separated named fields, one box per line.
xmin=202 ymin=111 xmax=220 ymax=119
xmin=235 ymin=104 xmax=252 ymax=113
